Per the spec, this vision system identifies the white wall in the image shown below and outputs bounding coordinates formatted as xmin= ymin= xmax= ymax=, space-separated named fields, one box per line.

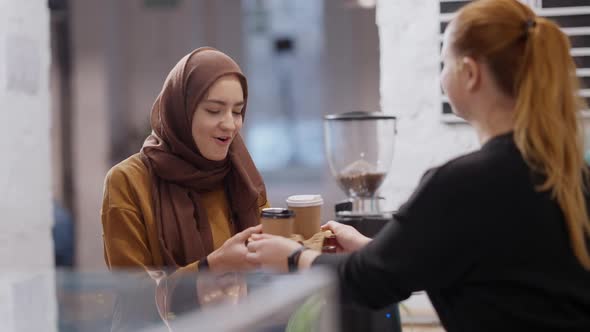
xmin=0 ymin=0 xmax=56 ymax=330
xmin=0 ymin=0 xmax=53 ymax=268
xmin=376 ymin=0 xmax=479 ymax=210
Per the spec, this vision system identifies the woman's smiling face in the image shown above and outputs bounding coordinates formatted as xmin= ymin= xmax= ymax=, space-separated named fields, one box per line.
xmin=191 ymin=75 xmax=245 ymax=161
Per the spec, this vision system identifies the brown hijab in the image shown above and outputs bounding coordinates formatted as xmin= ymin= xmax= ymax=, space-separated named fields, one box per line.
xmin=140 ymin=47 xmax=266 ymax=268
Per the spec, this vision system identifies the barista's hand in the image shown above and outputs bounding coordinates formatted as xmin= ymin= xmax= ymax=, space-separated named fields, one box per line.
xmin=245 ymin=234 xmax=302 ymax=273
xmin=207 ymin=225 xmax=262 ymax=273
xmin=321 ymin=221 xmax=372 ymax=253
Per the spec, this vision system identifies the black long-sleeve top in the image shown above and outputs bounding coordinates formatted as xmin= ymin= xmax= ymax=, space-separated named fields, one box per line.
xmin=314 ymin=133 xmax=590 ymax=332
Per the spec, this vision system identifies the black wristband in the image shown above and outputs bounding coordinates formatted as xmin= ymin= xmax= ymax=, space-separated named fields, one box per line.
xmin=198 ymin=257 xmax=209 ymax=271
xmin=287 ymin=246 xmax=308 ymax=273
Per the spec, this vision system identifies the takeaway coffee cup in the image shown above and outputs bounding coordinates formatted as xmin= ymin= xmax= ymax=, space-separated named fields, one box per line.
xmin=260 ymin=208 xmax=295 ymax=237
xmin=286 ymin=195 xmax=324 ymax=240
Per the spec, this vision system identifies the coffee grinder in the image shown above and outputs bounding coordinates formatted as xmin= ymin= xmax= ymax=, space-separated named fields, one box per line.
xmin=323 ymin=111 xmax=401 ymax=332
xmin=324 ymin=111 xmax=397 ymax=237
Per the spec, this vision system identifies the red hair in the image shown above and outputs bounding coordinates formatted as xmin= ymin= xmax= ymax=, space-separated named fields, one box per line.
xmin=451 ymin=0 xmax=590 ymax=269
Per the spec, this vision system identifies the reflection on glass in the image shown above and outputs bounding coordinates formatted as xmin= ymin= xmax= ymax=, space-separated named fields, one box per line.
xmin=5 ymin=268 xmax=338 ymax=332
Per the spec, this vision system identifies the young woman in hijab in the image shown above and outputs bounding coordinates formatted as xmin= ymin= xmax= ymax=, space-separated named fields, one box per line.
xmin=101 ymin=47 xmax=267 ymax=325
xmin=246 ymin=0 xmax=590 ymax=331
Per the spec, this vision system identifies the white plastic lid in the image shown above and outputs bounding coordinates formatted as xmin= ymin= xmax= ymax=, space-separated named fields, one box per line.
xmin=286 ymin=194 xmax=324 ymax=207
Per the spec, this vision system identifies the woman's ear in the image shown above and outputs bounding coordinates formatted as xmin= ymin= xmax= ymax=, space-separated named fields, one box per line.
xmin=461 ymin=56 xmax=480 ymax=92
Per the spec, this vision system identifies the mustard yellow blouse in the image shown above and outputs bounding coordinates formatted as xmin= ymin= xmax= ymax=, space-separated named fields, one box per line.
xmin=101 ymin=153 xmax=267 ymax=272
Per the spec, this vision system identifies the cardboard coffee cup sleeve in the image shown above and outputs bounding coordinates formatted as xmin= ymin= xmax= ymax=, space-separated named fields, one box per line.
xmin=289 ymin=234 xmax=305 ymax=244
xmin=300 ymin=230 xmax=334 ymax=252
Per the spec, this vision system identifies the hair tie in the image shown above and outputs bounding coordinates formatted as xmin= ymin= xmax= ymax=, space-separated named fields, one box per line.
xmin=525 ymin=19 xmax=536 ymax=30
xmin=522 ymin=18 xmax=537 ymax=39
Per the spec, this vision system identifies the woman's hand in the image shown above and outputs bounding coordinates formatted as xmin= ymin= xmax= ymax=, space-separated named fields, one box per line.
xmin=321 ymin=220 xmax=372 ymax=253
xmin=245 ymin=234 xmax=302 ymax=273
xmin=207 ymin=225 xmax=262 ymax=273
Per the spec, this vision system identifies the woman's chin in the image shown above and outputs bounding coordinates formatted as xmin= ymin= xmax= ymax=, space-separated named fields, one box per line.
xmin=203 ymin=151 xmax=230 ymax=162
xmin=452 ymin=108 xmax=469 ymax=121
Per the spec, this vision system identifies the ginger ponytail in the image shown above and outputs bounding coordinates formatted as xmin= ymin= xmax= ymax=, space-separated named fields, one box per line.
xmin=513 ymin=17 xmax=590 ymax=269
xmin=452 ymin=0 xmax=590 ymax=269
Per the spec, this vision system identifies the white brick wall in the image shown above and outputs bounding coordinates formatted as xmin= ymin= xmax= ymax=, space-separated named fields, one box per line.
xmin=377 ymin=0 xmax=479 ymax=210
xmin=0 ymin=0 xmax=56 ymax=330
xmin=0 ymin=0 xmax=53 ymax=267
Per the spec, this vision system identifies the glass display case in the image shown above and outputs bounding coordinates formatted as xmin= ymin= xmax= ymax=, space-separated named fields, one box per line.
xmin=3 ymin=268 xmax=338 ymax=332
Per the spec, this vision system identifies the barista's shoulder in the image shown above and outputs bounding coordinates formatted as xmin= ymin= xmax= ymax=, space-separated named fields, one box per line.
xmin=426 ymin=148 xmax=500 ymax=186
